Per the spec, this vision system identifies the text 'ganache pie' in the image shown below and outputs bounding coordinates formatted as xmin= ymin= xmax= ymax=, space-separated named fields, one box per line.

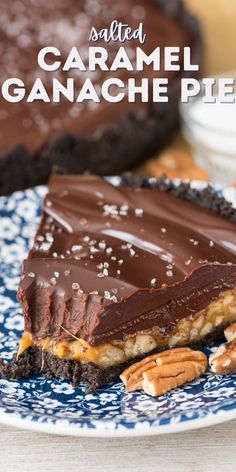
xmin=1 ymin=175 xmax=236 ymax=390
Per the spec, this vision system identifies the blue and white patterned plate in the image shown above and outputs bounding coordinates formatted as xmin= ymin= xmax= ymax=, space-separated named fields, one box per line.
xmin=1 ymin=182 xmax=236 ymax=437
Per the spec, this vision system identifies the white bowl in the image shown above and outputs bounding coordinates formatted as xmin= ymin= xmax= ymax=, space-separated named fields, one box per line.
xmin=180 ymin=72 xmax=236 ymax=185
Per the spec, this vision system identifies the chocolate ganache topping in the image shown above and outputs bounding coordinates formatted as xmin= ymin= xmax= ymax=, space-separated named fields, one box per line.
xmin=18 ymin=175 xmax=236 ymax=345
xmin=0 ymin=0 xmax=191 ymax=157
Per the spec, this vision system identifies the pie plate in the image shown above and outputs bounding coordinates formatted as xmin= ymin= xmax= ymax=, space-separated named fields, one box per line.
xmin=1 ymin=180 xmax=236 ymax=437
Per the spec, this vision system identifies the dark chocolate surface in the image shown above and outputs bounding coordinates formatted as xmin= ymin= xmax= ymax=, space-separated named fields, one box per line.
xmin=18 ymin=175 xmax=236 ymax=345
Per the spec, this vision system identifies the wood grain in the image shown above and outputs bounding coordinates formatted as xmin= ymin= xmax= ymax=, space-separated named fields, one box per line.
xmin=0 ymin=420 xmax=236 ymax=472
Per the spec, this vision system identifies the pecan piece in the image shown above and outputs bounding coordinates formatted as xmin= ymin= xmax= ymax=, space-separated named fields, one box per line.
xmin=209 ymin=339 xmax=236 ymax=375
xmin=224 ymin=323 xmax=236 ymax=342
xmin=120 ymin=347 xmax=207 ymax=397
xmin=209 ymin=323 xmax=236 ymax=375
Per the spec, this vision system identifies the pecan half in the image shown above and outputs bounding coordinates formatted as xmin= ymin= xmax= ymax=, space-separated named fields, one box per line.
xmin=209 ymin=339 xmax=236 ymax=375
xmin=120 ymin=347 xmax=207 ymax=397
xmin=224 ymin=323 xmax=236 ymax=342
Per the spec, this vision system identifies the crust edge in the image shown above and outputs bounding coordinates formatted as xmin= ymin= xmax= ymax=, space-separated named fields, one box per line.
xmin=0 ymin=324 xmax=226 ymax=391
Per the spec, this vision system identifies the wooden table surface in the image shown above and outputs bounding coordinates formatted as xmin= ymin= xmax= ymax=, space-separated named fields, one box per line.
xmin=0 ymin=419 xmax=235 ymax=472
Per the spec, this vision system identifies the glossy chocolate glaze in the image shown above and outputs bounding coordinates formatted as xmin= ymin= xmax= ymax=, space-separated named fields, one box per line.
xmin=18 ymin=175 xmax=236 ymax=345
xmin=0 ymin=0 xmax=191 ymax=157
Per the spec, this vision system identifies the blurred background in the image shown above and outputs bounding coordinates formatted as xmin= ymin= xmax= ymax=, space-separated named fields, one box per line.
xmin=1 ymin=0 xmax=236 ymax=193
xmin=146 ymin=0 xmax=236 ymax=184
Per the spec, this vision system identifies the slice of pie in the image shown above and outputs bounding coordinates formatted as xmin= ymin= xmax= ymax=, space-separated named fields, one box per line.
xmin=1 ymin=174 xmax=236 ymax=390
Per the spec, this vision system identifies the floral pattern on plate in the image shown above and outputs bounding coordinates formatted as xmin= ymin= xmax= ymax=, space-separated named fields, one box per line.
xmin=0 ymin=182 xmax=236 ymax=436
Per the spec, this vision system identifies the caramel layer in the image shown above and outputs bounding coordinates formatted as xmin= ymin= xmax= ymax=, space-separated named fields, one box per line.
xmin=18 ymin=288 xmax=236 ymax=368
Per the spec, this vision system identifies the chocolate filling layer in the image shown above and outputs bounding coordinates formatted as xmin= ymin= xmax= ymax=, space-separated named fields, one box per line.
xmin=18 ymin=175 xmax=236 ymax=346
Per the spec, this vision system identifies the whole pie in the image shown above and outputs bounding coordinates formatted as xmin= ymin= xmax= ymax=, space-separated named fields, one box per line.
xmin=0 ymin=0 xmax=201 ymax=195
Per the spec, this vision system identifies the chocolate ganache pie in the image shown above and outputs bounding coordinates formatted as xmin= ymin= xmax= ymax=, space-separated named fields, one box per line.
xmin=0 ymin=0 xmax=201 ymax=195
xmin=1 ymin=175 xmax=236 ymax=390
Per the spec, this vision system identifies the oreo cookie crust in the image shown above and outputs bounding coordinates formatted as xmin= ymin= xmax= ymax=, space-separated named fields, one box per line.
xmin=0 ymin=0 xmax=202 ymax=195
xmin=0 ymin=325 xmax=227 ymax=392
